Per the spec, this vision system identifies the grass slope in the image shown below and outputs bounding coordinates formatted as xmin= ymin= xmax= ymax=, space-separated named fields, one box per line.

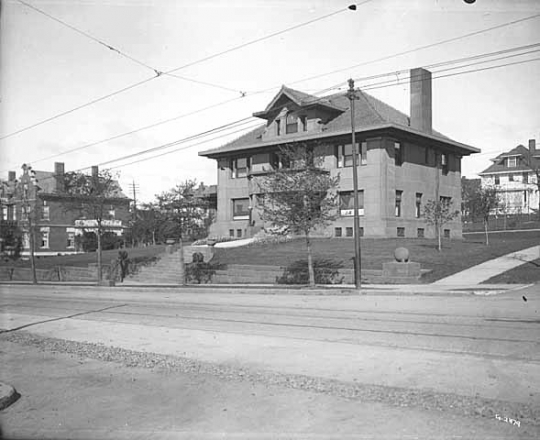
xmin=212 ymin=231 xmax=540 ymax=283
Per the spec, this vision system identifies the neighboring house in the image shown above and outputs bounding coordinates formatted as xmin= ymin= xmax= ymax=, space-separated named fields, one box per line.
xmin=199 ymin=68 xmax=479 ymax=239
xmin=2 ymin=162 xmax=131 ymax=256
xmin=478 ymin=139 xmax=539 ymax=215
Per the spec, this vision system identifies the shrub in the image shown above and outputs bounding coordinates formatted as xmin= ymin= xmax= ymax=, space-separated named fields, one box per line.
xmin=276 ymin=258 xmax=344 ymax=285
xmin=185 ymin=262 xmax=223 ymax=284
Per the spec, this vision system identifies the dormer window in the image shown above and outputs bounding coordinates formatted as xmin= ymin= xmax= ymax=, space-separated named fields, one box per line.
xmin=507 ymin=157 xmax=517 ymax=167
xmin=286 ymin=112 xmax=298 ymax=134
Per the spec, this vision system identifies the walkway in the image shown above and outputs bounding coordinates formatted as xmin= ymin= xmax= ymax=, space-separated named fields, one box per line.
xmin=433 ymin=244 xmax=540 ymax=286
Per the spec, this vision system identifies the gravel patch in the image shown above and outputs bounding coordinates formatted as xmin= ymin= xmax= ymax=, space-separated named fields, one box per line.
xmin=2 ymin=329 xmax=539 ymax=427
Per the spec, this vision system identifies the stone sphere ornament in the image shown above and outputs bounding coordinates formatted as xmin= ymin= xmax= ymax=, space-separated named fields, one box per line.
xmin=394 ymin=247 xmax=409 ymax=263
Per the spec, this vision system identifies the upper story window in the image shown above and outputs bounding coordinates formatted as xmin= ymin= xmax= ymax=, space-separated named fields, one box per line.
xmin=507 ymin=156 xmax=517 ymax=167
xmin=286 ymin=112 xmax=298 ymax=134
xmin=41 ymin=230 xmax=49 ymax=248
xmin=509 ymin=174 xmax=515 ymax=182
xmin=523 ymin=172 xmax=529 ymax=183
xmin=300 ymin=116 xmax=307 ymax=132
xmin=495 ymin=175 xmax=500 ymax=185
xmin=271 ymin=152 xmax=291 ymax=170
xmin=395 ymin=142 xmax=403 ymax=166
xmin=109 ymin=205 xmax=116 ymax=219
xmin=415 ymin=193 xmax=422 ymax=218
xmin=395 ymin=190 xmax=403 ymax=217
xmin=276 ymin=119 xmax=281 ymax=136
xmin=441 ymin=153 xmax=449 ymax=175
xmin=337 ymin=143 xmax=366 ymax=167
xmin=339 ymin=190 xmax=364 ymax=216
xmin=231 ymin=157 xmax=249 ymax=179
xmin=42 ymin=200 xmax=50 ymax=220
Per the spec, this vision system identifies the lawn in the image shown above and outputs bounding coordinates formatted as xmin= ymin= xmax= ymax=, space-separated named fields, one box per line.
xmin=212 ymin=231 xmax=540 ymax=283
xmin=484 ymin=259 xmax=540 ymax=284
xmin=0 ymin=245 xmax=167 ymax=269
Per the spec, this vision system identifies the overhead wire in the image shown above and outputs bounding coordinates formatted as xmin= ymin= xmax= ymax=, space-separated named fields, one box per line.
xmin=1 ymin=0 xmax=374 ymax=142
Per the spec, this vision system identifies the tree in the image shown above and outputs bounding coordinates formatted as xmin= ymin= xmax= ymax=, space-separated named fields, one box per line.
xmin=62 ymin=168 xmax=123 ymax=283
xmin=0 ymin=221 xmax=23 ymax=260
xmin=469 ymin=186 xmax=499 ymax=245
xmin=461 ymin=177 xmax=481 ymax=222
xmin=257 ymin=143 xmax=340 ymax=286
xmin=156 ymin=180 xmax=211 ymax=241
xmin=422 ymin=198 xmax=460 ymax=251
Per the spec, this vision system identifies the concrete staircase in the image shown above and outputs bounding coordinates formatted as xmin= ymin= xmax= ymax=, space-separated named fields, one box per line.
xmin=127 ymin=248 xmax=185 ymax=284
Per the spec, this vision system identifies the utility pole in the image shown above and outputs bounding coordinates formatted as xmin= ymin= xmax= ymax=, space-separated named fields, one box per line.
xmin=129 ymin=180 xmax=139 ymax=247
xmin=347 ymin=79 xmax=362 ymax=290
xmin=21 ymin=164 xmax=38 ymax=284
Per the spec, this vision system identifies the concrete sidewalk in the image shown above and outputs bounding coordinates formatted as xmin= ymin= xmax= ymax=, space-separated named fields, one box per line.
xmin=433 ymin=245 xmax=540 ymax=286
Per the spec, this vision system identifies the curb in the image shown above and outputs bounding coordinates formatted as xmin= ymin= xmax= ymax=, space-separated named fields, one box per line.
xmin=0 ymin=381 xmax=19 ymax=411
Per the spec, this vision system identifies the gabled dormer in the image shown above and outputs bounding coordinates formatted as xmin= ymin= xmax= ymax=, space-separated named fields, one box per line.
xmin=253 ymin=86 xmax=345 ymax=142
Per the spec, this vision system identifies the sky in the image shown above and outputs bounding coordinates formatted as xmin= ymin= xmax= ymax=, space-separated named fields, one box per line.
xmin=1 ymin=0 xmax=539 ymax=203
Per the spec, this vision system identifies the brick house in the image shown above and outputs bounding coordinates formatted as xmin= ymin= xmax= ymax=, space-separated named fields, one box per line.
xmin=199 ymin=68 xmax=479 ymax=239
xmin=1 ymin=162 xmax=131 ymax=256
xmin=478 ymin=139 xmax=539 ymax=215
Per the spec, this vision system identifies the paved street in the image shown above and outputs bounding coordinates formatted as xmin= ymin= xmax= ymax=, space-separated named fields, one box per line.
xmin=1 ymin=284 xmax=539 ymax=438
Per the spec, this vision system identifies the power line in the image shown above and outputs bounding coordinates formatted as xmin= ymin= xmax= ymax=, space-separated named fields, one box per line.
xmin=24 ymin=96 xmax=246 ymax=168
xmin=253 ymin=12 xmax=540 ymax=95
xmin=15 ymin=0 xmax=241 ymax=94
xmin=1 ymin=1 xmax=371 ymax=142
xmin=163 ymin=1 xmax=374 ymax=75
xmin=13 ymin=40 xmax=540 ymax=172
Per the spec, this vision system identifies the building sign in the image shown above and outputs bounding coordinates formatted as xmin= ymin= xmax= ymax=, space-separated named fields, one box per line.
xmin=340 ymin=208 xmax=364 ymax=217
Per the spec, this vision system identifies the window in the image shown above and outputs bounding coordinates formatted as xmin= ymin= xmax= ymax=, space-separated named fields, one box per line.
xmin=336 ymin=144 xmax=358 ymax=168
xmin=444 ymin=229 xmax=451 ymax=239
xmin=41 ymin=231 xmax=49 ymax=248
xmin=335 ymin=227 xmax=342 ymax=238
xmin=339 ymin=190 xmax=364 ymax=216
xmin=417 ymin=228 xmax=425 ymax=238
xmin=394 ymin=142 xmax=403 ymax=166
xmin=440 ymin=196 xmax=452 ymax=208
xmin=395 ymin=190 xmax=403 ymax=217
xmin=286 ymin=112 xmax=298 ymax=134
xmin=424 ymin=146 xmax=429 ymax=165
xmin=236 ymin=229 xmax=242 ymax=238
xmin=346 ymin=227 xmax=353 ymax=237
xmin=108 ymin=205 xmax=116 ymax=219
xmin=523 ymin=173 xmax=529 ymax=183
xmin=397 ymin=227 xmax=405 ymax=237
xmin=10 ymin=206 xmax=16 ymax=221
xmin=271 ymin=152 xmax=291 ymax=170
xmin=507 ymin=157 xmax=517 ymax=167
xmin=276 ymin=119 xmax=281 ymax=136
xmin=229 ymin=229 xmax=234 ymax=237
xmin=415 ymin=193 xmax=422 ymax=218
xmin=495 ymin=175 xmax=500 ymax=185
xmin=360 ymin=227 xmax=364 ymax=237
xmin=22 ymin=206 xmax=28 ymax=221
xmin=509 ymin=174 xmax=514 ymax=182
xmin=361 ymin=142 xmax=367 ymax=165
xmin=441 ymin=153 xmax=449 ymax=175
xmin=300 ymin=116 xmax=307 ymax=132
xmin=67 ymin=232 xmax=75 ymax=248
xmin=231 ymin=157 xmax=249 ymax=178
xmin=232 ymin=198 xmax=250 ymax=220
xmin=42 ymin=201 xmax=50 ymax=220
xmin=1 ymin=206 xmax=6 ymax=221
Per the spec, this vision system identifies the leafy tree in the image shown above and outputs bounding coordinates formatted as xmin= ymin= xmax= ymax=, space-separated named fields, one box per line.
xmin=469 ymin=186 xmax=499 ymax=245
xmin=62 ymin=168 xmax=124 ymax=283
xmin=461 ymin=177 xmax=481 ymax=222
xmin=422 ymin=198 xmax=460 ymax=251
xmin=0 ymin=221 xmax=23 ymax=260
xmin=257 ymin=143 xmax=340 ymax=285
xmin=156 ymin=180 xmax=211 ymax=241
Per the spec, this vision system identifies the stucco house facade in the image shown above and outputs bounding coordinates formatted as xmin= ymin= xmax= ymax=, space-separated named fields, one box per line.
xmin=478 ymin=139 xmax=539 ymax=215
xmin=1 ymin=162 xmax=130 ymax=256
xmin=199 ymin=68 xmax=479 ymax=239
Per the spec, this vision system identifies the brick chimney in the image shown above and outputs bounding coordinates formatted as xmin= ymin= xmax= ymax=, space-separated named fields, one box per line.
xmin=410 ymin=68 xmax=432 ymax=134
xmin=529 ymin=139 xmax=536 ymax=154
xmin=8 ymin=171 xmax=16 ymax=182
xmin=54 ymin=162 xmax=65 ymax=192
xmin=91 ymin=166 xmax=99 ymax=178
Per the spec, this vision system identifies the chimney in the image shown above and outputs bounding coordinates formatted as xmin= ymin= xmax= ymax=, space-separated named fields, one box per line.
xmin=410 ymin=68 xmax=432 ymax=134
xmin=8 ymin=171 xmax=16 ymax=182
xmin=91 ymin=166 xmax=99 ymax=178
xmin=529 ymin=139 xmax=536 ymax=154
xmin=54 ymin=162 xmax=65 ymax=192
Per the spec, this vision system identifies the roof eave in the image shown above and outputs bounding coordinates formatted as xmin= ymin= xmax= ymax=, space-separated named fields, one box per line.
xmin=199 ymin=123 xmax=479 ymax=158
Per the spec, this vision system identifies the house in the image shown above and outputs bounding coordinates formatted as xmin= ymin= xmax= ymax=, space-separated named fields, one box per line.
xmin=478 ymin=139 xmax=539 ymax=215
xmin=0 ymin=162 xmax=131 ymax=256
xmin=199 ymin=68 xmax=479 ymax=239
